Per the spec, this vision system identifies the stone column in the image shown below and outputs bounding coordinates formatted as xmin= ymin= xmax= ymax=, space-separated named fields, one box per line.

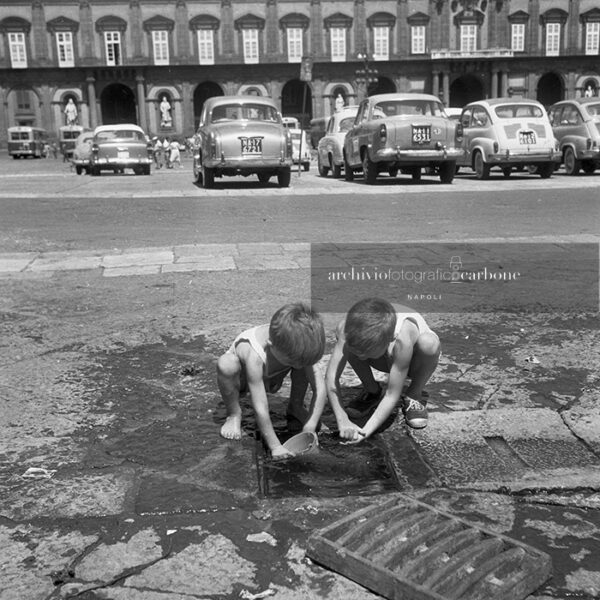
xmin=397 ymin=0 xmax=408 ymax=58
xmin=354 ymin=0 xmax=366 ymax=55
xmin=442 ymin=72 xmax=449 ymax=106
xmin=491 ymin=69 xmax=499 ymax=97
xmin=266 ymin=0 xmax=279 ymax=57
xmin=310 ymin=0 xmax=322 ymax=59
xmin=0 ymin=87 xmax=7 ymax=150
xmin=136 ymin=75 xmax=147 ymax=131
xmin=129 ymin=0 xmax=143 ymax=61
xmin=501 ymin=71 xmax=508 ymax=96
xmin=31 ymin=0 xmax=49 ymax=65
xmin=221 ymin=0 xmax=235 ymax=57
xmin=528 ymin=0 xmax=539 ymax=55
xmin=432 ymin=70 xmax=440 ymax=98
xmin=181 ymin=81 xmax=194 ymax=135
xmin=175 ymin=0 xmax=190 ymax=61
xmin=80 ymin=1 xmax=95 ymax=65
xmin=567 ymin=0 xmax=580 ymax=55
xmin=87 ymin=75 xmax=97 ymax=128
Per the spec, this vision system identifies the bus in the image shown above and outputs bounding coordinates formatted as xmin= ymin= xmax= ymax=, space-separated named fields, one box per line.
xmin=7 ymin=126 xmax=48 ymax=159
xmin=59 ymin=124 xmax=89 ymax=160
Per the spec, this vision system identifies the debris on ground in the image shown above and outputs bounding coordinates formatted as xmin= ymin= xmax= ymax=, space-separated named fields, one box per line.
xmin=246 ymin=532 xmax=277 ymax=546
xmin=239 ymin=588 xmax=276 ymax=599
xmin=22 ymin=467 xmax=56 ymax=479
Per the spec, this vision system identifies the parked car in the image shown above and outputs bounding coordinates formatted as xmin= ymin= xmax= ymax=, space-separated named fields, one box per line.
xmin=309 ymin=116 xmax=328 ymax=149
xmin=282 ymin=116 xmax=300 ymax=129
xmin=192 ymin=95 xmax=293 ymax=188
xmin=317 ymin=107 xmax=359 ymax=178
xmin=548 ymin=97 xmax=600 ymax=175
xmin=89 ymin=124 xmax=153 ymax=176
xmin=343 ymin=93 xmax=464 ymax=184
xmin=445 ymin=107 xmax=462 ymax=121
xmin=290 ymin=128 xmax=311 ymax=171
xmin=456 ymin=98 xmax=561 ymax=179
xmin=71 ymin=130 xmax=95 ymax=174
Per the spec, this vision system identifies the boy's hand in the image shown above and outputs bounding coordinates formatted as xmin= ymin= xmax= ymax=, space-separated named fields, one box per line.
xmin=271 ymin=445 xmax=295 ymax=461
xmin=337 ymin=416 xmax=366 ymax=442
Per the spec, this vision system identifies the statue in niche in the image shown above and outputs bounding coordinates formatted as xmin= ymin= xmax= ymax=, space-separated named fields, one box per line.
xmin=64 ymin=98 xmax=78 ymax=125
xmin=160 ymin=95 xmax=172 ymax=127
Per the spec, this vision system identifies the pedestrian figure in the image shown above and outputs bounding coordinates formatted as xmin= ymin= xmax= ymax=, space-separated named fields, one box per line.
xmin=168 ymin=138 xmax=182 ymax=168
xmin=153 ymin=137 xmax=164 ymax=169
xmin=216 ymin=303 xmax=327 ymax=460
xmin=162 ymin=137 xmax=171 ymax=168
xmin=43 ymin=142 xmax=51 ymax=158
xmin=325 ymin=297 xmax=441 ymax=441
xmin=51 ymin=142 xmax=58 ymax=159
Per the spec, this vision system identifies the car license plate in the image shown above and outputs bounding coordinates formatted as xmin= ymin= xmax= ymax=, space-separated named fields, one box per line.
xmin=412 ymin=126 xmax=431 ymax=144
xmin=519 ymin=131 xmax=536 ymax=145
xmin=117 ymin=150 xmax=129 ymax=159
xmin=240 ymin=137 xmax=263 ymax=155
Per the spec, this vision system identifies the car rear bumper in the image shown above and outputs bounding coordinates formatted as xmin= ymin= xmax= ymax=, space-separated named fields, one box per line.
xmin=577 ymin=149 xmax=600 ymax=161
xmin=487 ymin=150 xmax=562 ymax=164
xmin=205 ymin=157 xmax=292 ymax=170
xmin=376 ymin=147 xmax=464 ymax=162
xmin=93 ymin=157 xmax=152 ymax=167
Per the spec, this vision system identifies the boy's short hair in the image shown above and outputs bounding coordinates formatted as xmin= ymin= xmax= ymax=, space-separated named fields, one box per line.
xmin=344 ymin=297 xmax=397 ymax=354
xmin=269 ymin=302 xmax=325 ymax=366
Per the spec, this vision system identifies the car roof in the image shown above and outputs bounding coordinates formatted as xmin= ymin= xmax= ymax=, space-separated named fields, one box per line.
xmin=205 ymin=95 xmax=278 ymax=109
xmin=466 ymin=97 xmax=543 ymax=107
xmin=551 ymin=97 xmax=600 ymax=106
xmin=366 ymin=93 xmax=442 ymax=103
xmin=93 ymin=124 xmax=144 ymax=134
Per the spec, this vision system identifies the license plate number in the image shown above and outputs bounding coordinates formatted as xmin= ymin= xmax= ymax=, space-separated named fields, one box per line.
xmin=240 ymin=137 xmax=263 ymax=155
xmin=117 ymin=150 xmax=129 ymax=159
xmin=519 ymin=131 xmax=536 ymax=145
xmin=412 ymin=126 xmax=431 ymax=144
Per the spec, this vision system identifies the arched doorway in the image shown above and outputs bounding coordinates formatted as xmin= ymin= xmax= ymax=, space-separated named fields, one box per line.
xmin=537 ymin=73 xmax=563 ymax=107
xmin=100 ymin=83 xmax=137 ymax=125
xmin=282 ymin=80 xmax=312 ymax=128
xmin=369 ymin=75 xmax=395 ymax=96
xmin=193 ymin=82 xmax=224 ymax=129
xmin=450 ymin=75 xmax=484 ymax=108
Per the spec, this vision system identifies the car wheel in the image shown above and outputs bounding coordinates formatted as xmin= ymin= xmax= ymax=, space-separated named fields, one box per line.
xmin=143 ymin=165 xmax=151 ymax=176
xmin=332 ymin=162 xmax=342 ymax=179
xmin=527 ymin=164 xmax=539 ymax=175
xmin=388 ymin=167 xmax=398 ymax=178
xmin=439 ymin=162 xmax=455 ymax=184
xmin=317 ymin=155 xmax=329 ymax=177
xmin=344 ymin=152 xmax=354 ymax=181
xmin=303 ymin=162 xmax=310 ymax=172
xmin=202 ymin=164 xmax=214 ymax=188
xmin=538 ymin=162 xmax=554 ymax=179
xmin=75 ymin=165 xmax=82 ymax=175
xmin=502 ymin=167 xmax=512 ymax=178
xmin=582 ymin=160 xmax=596 ymax=174
xmin=278 ymin=167 xmax=291 ymax=187
xmin=564 ymin=147 xmax=580 ymax=175
xmin=362 ymin=153 xmax=378 ymax=184
xmin=473 ymin=151 xmax=490 ymax=180
xmin=258 ymin=173 xmax=271 ymax=184
xmin=90 ymin=166 xmax=99 ymax=176
xmin=411 ymin=167 xmax=422 ymax=182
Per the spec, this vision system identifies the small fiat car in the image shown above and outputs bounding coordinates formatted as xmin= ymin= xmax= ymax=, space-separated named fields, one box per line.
xmin=72 ymin=130 xmax=95 ymax=174
xmin=548 ymin=97 xmax=600 ymax=175
xmin=317 ymin=106 xmax=359 ymax=178
xmin=290 ymin=128 xmax=311 ymax=171
xmin=89 ymin=124 xmax=153 ymax=176
xmin=193 ymin=96 xmax=293 ymax=188
xmin=343 ymin=93 xmax=463 ymax=184
xmin=456 ymin=98 xmax=561 ymax=179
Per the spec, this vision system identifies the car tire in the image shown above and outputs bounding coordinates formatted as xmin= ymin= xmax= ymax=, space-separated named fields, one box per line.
xmin=303 ymin=162 xmax=310 ymax=172
xmin=143 ymin=165 xmax=151 ymax=176
xmin=582 ymin=160 xmax=596 ymax=174
xmin=538 ymin=162 xmax=554 ymax=179
xmin=344 ymin=153 xmax=354 ymax=181
xmin=332 ymin=162 xmax=342 ymax=179
xmin=362 ymin=154 xmax=378 ymax=185
xmin=317 ymin=156 xmax=329 ymax=177
xmin=75 ymin=166 xmax=82 ymax=175
xmin=90 ymin=166 xmax=99 ymax=176
xmin=258 ymin=173 xmax=271 ymax=184
xmin=278 ymin=167 xmax=291 ymax=187
xmin=564 ymin=147 xmax=580 ymax=176
xmin=202 ymin=164 xmax=215 ymax=188
xmin=388 ymin=167 xmax=398 ymax=178
xmin=473 ymin=151 xmax=490 ymax=180
xmin=439 ymin=162 xmax=455 ymax=184
xmin=411 ymin=168 xmax=422 ymax=182
xmin=502 ymin=167 xmax=512 ymax=178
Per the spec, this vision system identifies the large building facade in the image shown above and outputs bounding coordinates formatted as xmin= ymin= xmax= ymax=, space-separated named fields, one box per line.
xmin=1 ymin=0 xmax=599 ymax=147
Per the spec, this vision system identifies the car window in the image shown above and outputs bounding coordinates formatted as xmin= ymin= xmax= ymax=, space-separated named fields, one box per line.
xmin=548 ymin=106 xmax=561 ymax=126
xmin=494 ymin=104 xmax=544 ymax=119
xmin=96 ymin=130 xmax=144 ymax=141
xmin=211 ymin=104 xmax=278 ymax=123
xmin=372 ymin=100 xmax=445 ymax=118
xmin=585 ymin=103 xmax=600 ymax=119
xmin=357 ymin=102 xmax=369 ymax=123
xmin=460 ymin=108 xmax=472 ymax=128
xmin=561 ymin=105 xmax=581 ymax=125
xmin=472 ymin=107 xmax=489 ymax=127
xmin=339 ymin=117 xmax=355 ymax=133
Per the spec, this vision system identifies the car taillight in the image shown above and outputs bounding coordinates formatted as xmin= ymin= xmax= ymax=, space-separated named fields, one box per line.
xmin=209 ymin=132 xmax=218 ymax=158
xmin=91 ymin=144 xmax=98 ymax=155
xmin=493 ymin=142 xmax=499 ymax=153
xmin=455 ymin=123 xmax=463 ymax=140
xmin=378 ymin=124 xmax=387 ymax=143
xmin=586 ymin=137 xmax=592 ymax=150
xmin=285 ymin=131 xmax=292 ymax=156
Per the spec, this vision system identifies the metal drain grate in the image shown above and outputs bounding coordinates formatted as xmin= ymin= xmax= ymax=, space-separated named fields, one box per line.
xmin=306 ymin=494 xmax=551 ymax=600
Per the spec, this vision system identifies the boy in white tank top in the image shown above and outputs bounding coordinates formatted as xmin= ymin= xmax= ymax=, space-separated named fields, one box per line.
xmin=217 ymin=302 xmax=327 ymax=460
xmin=325 ymin=297 xmax=440 ymax=442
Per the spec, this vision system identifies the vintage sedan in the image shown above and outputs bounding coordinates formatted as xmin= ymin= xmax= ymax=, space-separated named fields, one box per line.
xmin=342 ymin=93 xmax=463 ymax=184
xmin=317 ymin=106 xmax=359 ymax=178
xmin=89 ymin=124 xmax=153 ymax=176
xmin=71 ymin=130 xmax=94 ymax=174
xmin=548 ymin=97 xmax=600 ymax=175
xmin=193 ymin=96 xmax=293 ymax=188
xmin=456 ymin=98 xmax=561 ymax=179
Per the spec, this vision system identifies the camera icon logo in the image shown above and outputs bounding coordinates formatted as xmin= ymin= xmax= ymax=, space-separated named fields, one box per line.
xmin=449 ymin=256 xmax=462 ymax=283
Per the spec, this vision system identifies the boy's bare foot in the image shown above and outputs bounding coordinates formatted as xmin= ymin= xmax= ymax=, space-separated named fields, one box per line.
xmin=220 ymin=414 xmax=242 ymax=440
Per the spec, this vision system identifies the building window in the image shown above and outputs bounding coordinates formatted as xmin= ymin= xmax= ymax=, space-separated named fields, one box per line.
xmin=104 ymin=31 xmax=121 ymax=65
xmin=511 ymin=23 xmax=525 ymax=52
xmin=55 ymin=31 xmax=74 ymax=67
xmin=197 ymin=29 xmax=214 ymax=65
xmin=16 ymin=89 xmax=32 ymax=111
xmin=373 ymin=26 xmax=389 ymax=61
xmin=8 ymin=32 xmax=27 ymax=68
xmin=330 ymin=27 xmax=346 ymax=62
xmin=585 ymin=22 xmax=599 ymax=55
xmin=152 ymin=30 xmax=169 ymax=65
xmin=411 ymin=25 xmax=426 ymax=54
xmin=460 ymin=24 xmax=477 ymax=52
xmin=545 ymin=22 xmax=560 ymax=56
xmin=242 ymin=28 xmax=259 ymax=64
xmin=287 ymin=27 xmax=303 ymax=63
